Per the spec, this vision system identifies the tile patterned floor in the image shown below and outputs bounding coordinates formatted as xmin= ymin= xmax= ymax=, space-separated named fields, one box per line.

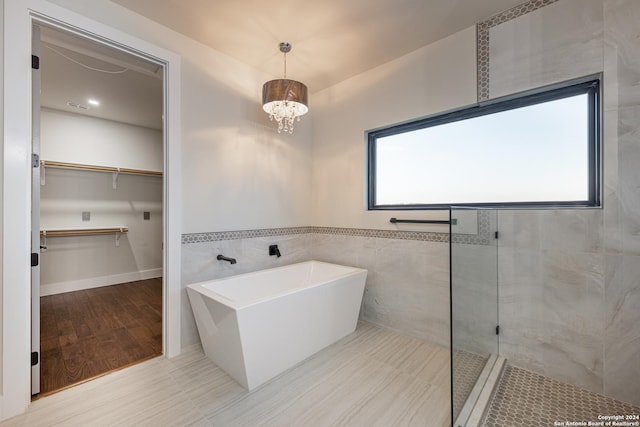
xmin=483 ymin=365 xmax=640 ymax=427
xmin=452 ymin=350 xmax=489 ymax=419
xmin=1 ymin=322 xmax=452 ymax=427
xmin=14 ymin=316 xmax=638 ymax=427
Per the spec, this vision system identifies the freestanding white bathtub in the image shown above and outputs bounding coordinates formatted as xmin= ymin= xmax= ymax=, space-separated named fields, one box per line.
xmin=186 ymin=260 xmax=367 ymax=390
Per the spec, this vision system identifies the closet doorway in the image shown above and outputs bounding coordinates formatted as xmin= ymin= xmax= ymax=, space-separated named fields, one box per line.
xmin=32 ymin=24 xmax=165 ymax=397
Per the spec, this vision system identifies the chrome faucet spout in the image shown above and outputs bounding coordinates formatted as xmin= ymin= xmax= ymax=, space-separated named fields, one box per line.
xmin=217 ymin=254 xmax=237 ymax=264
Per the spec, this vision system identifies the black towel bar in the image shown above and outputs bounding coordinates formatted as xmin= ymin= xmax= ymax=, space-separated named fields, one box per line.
xmin=389 ymin=217 xmax=455 ymax=225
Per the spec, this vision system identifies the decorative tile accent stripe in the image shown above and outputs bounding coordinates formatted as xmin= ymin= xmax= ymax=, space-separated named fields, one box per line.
xmin=182 ymin=211 xmax=494 ymax=245
xmin=182 ymin=226 xmax=448 ymax=244
xmin=182 ymin=226 xmax=312 ymax=244
xmin=477 ymin=0 xmax=560 ymax=101
xmin=453 ymin=209 xmax=493 ymax=245
xmin=312 ymin=226 xmax=449 ymax=243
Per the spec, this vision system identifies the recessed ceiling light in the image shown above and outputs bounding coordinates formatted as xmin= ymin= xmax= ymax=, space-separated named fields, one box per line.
xmin=87 ymin=99 xmax=100 ymax=106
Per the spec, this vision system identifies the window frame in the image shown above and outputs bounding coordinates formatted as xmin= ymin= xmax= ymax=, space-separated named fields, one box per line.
xmin=367 ymin=76 xmax=601 ymax=210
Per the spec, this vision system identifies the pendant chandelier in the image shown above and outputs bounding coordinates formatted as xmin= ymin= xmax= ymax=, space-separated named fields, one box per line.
xmin=262 ymin=42 xmax=308 ymax=134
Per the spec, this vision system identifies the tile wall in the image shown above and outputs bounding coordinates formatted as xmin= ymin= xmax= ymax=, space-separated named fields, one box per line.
xmin=181 ymin=227 xmax=451 ymax=349
xmin=497 ymin=210 xmax=605 ymax=393
xmin=602 ymin=0 xmax=640 ymax=404
xmin=482 ymin=0 xmax=640 ymax=405
xmin=312 ymin=232 xmax=450 ymax=348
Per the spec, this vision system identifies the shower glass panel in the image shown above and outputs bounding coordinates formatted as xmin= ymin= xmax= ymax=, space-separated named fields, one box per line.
xmin=450 ymin=207 xmax=499 ymax=425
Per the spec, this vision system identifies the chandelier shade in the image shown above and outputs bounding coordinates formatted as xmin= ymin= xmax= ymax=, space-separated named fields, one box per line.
xmin=262 ymin=43 xmax=309 ymax=134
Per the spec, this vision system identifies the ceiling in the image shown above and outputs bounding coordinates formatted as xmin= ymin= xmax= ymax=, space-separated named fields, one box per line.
xmin=110 ymin=0 xmax=526 ymax=92
xmin=40 ymin=26 xmax=163 ymax=130
xmin=39 ymin=0 xmax=527 ymax=129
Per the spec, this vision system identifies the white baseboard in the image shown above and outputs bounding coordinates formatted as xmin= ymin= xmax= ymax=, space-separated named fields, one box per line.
xmin=40 ymin=268 xmax=163 ymax=296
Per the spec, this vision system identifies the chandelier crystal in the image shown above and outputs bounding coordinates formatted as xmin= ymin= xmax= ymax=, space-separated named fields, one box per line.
xmin=262 ymin=42 xmax=308 ymax=134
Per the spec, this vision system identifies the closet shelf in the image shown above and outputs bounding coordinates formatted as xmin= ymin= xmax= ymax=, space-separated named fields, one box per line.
xmin=40 ymin=160 xmax=163 ymax=177
xmin=40 ymin=227 xmax=129 ymax=237
xmin=40 ymin=160 xmax=162 ymax=188
xmin=40 ymin=227 xmax=128 ymax=248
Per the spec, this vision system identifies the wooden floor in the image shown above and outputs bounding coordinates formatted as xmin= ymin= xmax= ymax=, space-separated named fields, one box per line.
xmin=5 ymin=322 xmax=452 ymax=427
xmin=39 ymin=278 xmax=163 ymax=396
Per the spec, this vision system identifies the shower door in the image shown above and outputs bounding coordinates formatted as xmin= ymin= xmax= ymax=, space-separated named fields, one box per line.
xmin=450 ymin=208 xmax=499 ymax=426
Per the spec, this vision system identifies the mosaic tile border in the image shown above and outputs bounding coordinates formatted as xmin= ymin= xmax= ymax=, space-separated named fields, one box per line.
xmin=182 ymin=226 xmax=449 ymax=244
xmin=181 ymin=211 xmax=493 ymax=245
xmin=476 ymin=0 xmax=560 ymax=101
xmin=182 ymin=226 xmax=312 ymax=244
xmin=453 ymin=209 xmax=492 ymax=245
xmin=312 ymin=226 xmax=449 ymax=243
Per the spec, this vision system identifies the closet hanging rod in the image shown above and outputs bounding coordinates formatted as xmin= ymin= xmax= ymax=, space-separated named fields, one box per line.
xmin=40 ymin=160 xmax=163 ymax=176
xmin=40 ymin=227 xmax=128 ymax=237
xmin=389 ymin=217 xmax=455 ymax=225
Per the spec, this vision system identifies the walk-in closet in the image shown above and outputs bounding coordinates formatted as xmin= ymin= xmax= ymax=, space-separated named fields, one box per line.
xmin=33 ymin=25 xmax=165 ymax=396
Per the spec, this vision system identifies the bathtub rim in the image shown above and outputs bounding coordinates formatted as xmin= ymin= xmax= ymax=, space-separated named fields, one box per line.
xmin=187 ymin=260 xmax=367 ymax=311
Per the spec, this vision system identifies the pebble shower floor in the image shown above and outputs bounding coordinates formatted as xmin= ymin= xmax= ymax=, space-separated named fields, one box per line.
xmin=482 ymin=365 xmax=640 ymax=427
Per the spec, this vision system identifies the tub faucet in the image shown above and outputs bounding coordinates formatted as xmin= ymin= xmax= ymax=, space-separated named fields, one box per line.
xmin=217 ymin=254 xmax=237 ymax=264
xmin=269 ymin=244 xmax=281 ymax=258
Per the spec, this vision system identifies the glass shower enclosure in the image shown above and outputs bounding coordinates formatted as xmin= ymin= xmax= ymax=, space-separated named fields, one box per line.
xmin=450 ymin=208 xmax=500 ymax=426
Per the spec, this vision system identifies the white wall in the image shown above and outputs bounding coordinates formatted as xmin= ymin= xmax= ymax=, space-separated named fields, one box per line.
xmin=311 ymin=26 xmax=477 ymax=231
xmin=39 ymin=109 xmax=163 ymax=295
xmin=40 ymin=171 xmax=162 ymax=293
xmin=0 ymin=0 xmax=4 ymax=392
xmin=46 ymin=0 xmax=314 ymax=235
xmin=41 ymin=108 xmax=163 ymax=171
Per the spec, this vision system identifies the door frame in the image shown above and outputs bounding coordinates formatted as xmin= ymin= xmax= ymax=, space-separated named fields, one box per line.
xmin=31 ymin=23 xmax=42 ymax=396
xmin=2 ymin=0 xmax=182 ymax=419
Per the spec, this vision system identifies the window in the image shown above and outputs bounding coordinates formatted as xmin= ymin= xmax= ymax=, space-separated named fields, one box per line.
xmin=367 ymin=78 xmax=600 ymax=210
